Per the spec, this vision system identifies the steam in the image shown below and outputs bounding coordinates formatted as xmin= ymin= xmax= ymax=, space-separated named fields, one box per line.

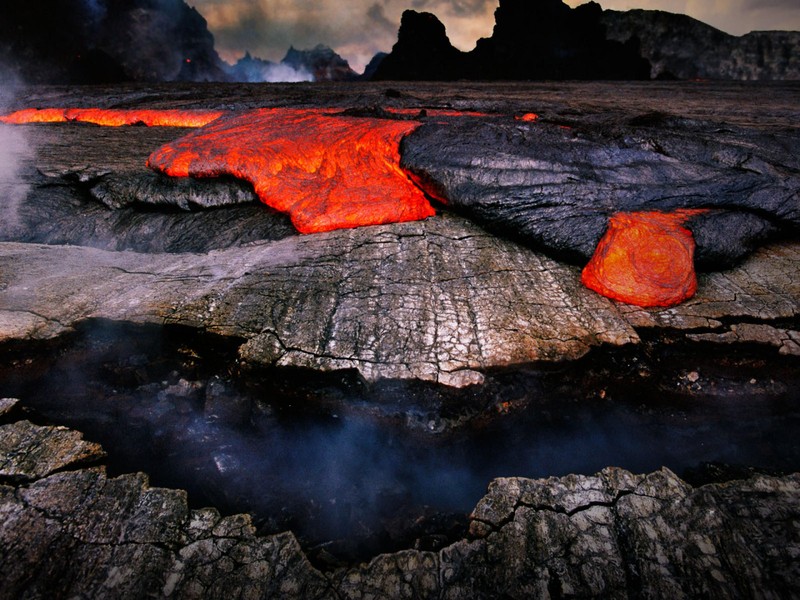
xmin=240 ymin=62 xmax=314 ymax=83
xmin=0 ymin=70 xmax=32 ymax=234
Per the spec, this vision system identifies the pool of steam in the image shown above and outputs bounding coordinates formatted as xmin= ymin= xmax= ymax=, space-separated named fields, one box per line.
xmin=1 ymin=319 xmax=799 ymax=565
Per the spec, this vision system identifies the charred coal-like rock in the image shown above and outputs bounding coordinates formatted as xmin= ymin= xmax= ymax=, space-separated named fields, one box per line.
xmin=401 ymin=113 xmax=800 ymax=270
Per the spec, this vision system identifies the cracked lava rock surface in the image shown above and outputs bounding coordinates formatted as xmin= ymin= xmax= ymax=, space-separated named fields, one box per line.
xmin=0 ymin=81 xmax=798 ymax=596
xmin=1 ymin=399 xmax=799 ymax=598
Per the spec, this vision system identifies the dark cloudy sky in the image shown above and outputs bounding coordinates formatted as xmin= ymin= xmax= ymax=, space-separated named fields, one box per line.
xmin=193 ymin=0 xmax=800 ymax=72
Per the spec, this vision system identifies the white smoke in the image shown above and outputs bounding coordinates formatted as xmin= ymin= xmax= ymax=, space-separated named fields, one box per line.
xmin=248 ymin=62 xmax=315 ymax=83
xmin=0 ymin=72 xmax=32 ymax=234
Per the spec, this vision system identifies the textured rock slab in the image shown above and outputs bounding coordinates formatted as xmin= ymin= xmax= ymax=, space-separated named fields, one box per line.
xmin=2 ymin=235 xmax=798 ymax=385
xmin=619 ymin=242 xmax=800 ymax=331
xmin=0 ymin=214 xmax=639 ymax=386
xmin=0 ymin=398 xmax=18 ymax=416
xmin=687 ymin=324 xmax=800 ymax=356
xmin=449 ymin=468 xmax=800 ymax=598
xmin=0 ymin=124 xmax=293 ymax=254
xmin=2 ymin=415 xmax=799 ymax=598
xmin=0 ymin=420 xmax=105 ymax=480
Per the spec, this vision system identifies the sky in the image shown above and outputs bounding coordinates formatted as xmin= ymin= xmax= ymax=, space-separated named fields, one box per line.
xmin=192 ymin=0 xmax=800 ymax=72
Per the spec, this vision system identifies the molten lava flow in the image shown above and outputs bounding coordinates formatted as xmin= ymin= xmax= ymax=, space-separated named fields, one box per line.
xmin=0 ymin=108 xmax=225 ymax=127
xmin=581 ymin=209 xmax=708 ymax=308
xmin=0 ymin=108 xmax=70 ymax=124
xmin=515 ymin=113 xmax=539 ymax=122
xmin=147 ymin=108 xmax=436 ymax=233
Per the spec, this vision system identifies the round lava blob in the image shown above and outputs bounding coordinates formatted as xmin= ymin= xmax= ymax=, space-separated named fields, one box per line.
xmin=581 ymin=209 xmax=707 ymax=307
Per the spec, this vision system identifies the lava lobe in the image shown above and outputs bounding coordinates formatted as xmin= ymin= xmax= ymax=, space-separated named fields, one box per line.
xmin=146 ymin=108 xmax=435 ymax=233
xmin=581 ymin=210 xmax=707 ymax=307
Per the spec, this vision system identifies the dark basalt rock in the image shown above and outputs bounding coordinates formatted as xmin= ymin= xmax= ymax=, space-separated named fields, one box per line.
xmin=401 ymin=113 xmax=800 ymax=269
xmin=0 ymin=123 xmax=295 ymax=254
xmin=4 ymin=179 xmax=295 ymax=254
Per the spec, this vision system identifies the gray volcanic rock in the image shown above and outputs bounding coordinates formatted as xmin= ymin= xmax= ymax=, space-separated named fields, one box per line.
xmin=0 ymin=82 xmax=798 ymax=382
xmin=1 ymin=414 xmax=799 ymax=598
xmin=602 ymin=9 xmax=800 ymax=80
xmin=0 ymin=214 xmax=639 ymax=387
xmin=401 ymin=112 xmax=800 ymax=269
xmin=0 ymin=227 xmax=798 ymax=385
xmin=0 ymin=420 xmax=105 ymax=481
xmin=1 ymin=124 xmax=294 ymax=253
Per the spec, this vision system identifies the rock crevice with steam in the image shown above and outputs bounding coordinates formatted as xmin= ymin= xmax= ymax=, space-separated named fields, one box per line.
xmin=1 ymin=400 xmax=799 ymax=598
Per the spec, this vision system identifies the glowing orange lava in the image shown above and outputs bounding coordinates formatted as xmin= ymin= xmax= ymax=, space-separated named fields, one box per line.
xmin=581 ymin=209 xmax=708 ymax=307
xmin=515 ymin=113 xmax=539 ymax=122
xmin=146 ymin=108 xmax=436 ymax=233
xmin=0 ymin=108 xmax=225 ymax=127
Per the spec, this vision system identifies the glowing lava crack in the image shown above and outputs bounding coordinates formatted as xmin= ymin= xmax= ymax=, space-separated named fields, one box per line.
xmin=147 ymin=108 xmax=435 ymax=233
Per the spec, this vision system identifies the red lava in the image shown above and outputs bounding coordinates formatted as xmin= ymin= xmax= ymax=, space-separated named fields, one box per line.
xmin=581 ymin=209 xmax=708 ymax=307
xmin=4 ymin=106 xmax=712 ymax=307
xmin=146 ymin=108 xmax=436 ymax=233
xmin=0 ymin=107 xmax=225 ymax=127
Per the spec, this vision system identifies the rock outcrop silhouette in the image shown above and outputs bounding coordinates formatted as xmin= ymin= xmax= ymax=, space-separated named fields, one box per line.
xmin=372 ymin=0 xmax=650 ymax=81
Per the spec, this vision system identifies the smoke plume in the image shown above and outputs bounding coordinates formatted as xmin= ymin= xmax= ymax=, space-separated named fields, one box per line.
xmin=0 ymin=70 xmax=32 ymax=234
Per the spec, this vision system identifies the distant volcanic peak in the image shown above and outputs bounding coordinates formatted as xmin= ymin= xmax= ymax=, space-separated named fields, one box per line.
xmin=397 ymin=10 xmax=454 ymax=48
xmin=146 ymin=108 xmax=435 ymax=234
xmin=0 ymin=108 xmax=226 ymax=127
xmin=581 ymin=209 xmax=709 ymax=307
xmin=371 ymin=10 xmax=467 ymax=81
